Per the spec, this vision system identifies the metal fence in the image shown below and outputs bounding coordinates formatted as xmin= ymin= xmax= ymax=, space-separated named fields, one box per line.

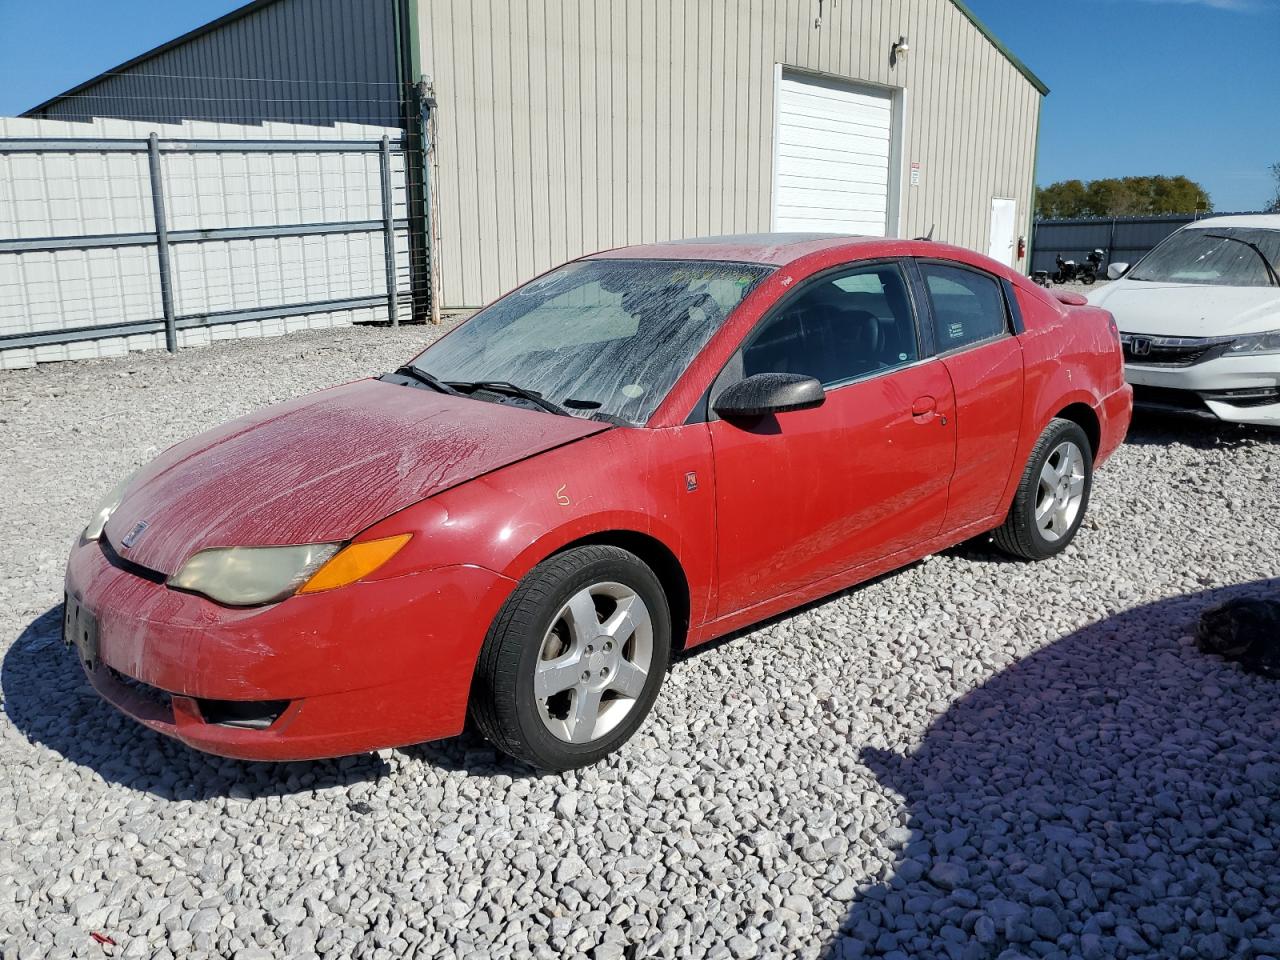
xmin=1030 ymin=212 xmax=1268 ymax=276
xmin=0 ymin=119 xmax=421 ymax=369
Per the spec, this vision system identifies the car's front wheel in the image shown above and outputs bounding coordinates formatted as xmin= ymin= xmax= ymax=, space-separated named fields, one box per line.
xmin=992 ymin=418 xmax=1093 ymax=560
xmin=470 ymin=545 xmax=671 ymax=770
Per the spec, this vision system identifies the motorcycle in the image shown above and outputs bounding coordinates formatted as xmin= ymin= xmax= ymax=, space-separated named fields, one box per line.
xmin=1052 ymin=253 xmax=1080 ymax=285
xmin=1052 ymin=249 xmax=1106 ymax=285
xmin=1078 ymin=249 xmax=1105 ymax=285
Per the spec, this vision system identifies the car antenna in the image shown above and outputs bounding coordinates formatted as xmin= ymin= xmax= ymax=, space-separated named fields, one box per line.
xmin=913 ymin=224 xmax=935 ymax=241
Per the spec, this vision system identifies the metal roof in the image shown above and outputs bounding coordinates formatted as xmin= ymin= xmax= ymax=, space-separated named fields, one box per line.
xmin=24 ymin=0 xmax=287 ymax=117
xmin=25 ymin=0 xmax=1047 ymax=118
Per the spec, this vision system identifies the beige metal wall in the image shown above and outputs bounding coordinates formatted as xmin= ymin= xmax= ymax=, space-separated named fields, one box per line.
xmin=416 ymin=0 xmax=1042 ymax=308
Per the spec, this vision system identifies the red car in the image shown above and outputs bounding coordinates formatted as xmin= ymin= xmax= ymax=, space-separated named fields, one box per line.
xmin=64 ymin=235 xmax=1131 ymax=770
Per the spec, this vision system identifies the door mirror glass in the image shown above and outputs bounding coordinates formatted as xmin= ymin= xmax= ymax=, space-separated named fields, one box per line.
xmin=713 ymin=373 xmax=825 ymax=419
xmin=1107 ymin=262 xmax=1130 ymax=280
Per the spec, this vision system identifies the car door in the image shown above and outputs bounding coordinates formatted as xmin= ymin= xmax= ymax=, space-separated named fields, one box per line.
xmin=707 ymin=260 xmax=957 ymax=619
xmin=913 ymin=260 xmax=1025 ymax=531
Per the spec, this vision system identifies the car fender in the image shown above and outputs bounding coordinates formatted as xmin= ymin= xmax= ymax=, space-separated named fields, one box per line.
xmin=357 ymin=424 xmax=718 ymax=627
xmin=995 ymin=308 xmax=1119 ymax=515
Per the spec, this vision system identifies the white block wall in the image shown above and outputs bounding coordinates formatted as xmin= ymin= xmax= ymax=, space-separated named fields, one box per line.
xmin=0 ymin=116 xmax=410 ymax=370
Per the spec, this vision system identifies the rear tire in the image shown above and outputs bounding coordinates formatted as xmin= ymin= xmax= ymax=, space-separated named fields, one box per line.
xmin=992 ymin=418 xmax=1093 ymax=561
xmin=470 ymin=545 xmax=670 ymax=771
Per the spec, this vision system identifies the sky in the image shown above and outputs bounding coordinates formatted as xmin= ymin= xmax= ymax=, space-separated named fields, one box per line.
xmin=1 ymin=0 xmax=1277 ymax=210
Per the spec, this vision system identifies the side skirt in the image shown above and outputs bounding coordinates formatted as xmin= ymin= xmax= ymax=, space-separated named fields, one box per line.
xmin=686 ymin=513 xmax=1005 ymax=648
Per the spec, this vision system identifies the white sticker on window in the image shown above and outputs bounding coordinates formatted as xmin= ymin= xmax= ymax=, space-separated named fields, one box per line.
xmin=948 ymin=322 xmax=965 ymax=340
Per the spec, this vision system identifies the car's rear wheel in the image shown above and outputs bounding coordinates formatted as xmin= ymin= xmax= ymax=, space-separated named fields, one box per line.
xmin=470 ymin=545 xmax=670 ymax=770
xmin=992 ymin=418 xmax=1093 ymax=560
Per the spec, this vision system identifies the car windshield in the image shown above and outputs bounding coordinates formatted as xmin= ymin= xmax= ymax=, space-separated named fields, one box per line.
xmin=409 ymin=258 xmax=772 ymax=424
xmin=1128 ymin=227 xmax=1280 ymax=287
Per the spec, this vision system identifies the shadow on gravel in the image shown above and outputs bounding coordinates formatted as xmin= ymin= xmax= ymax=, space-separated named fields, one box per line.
xmin=826 ymin=579 xmax=1280 ymax=960
xmin=1124 ymin=412 xmax=1278 ymax=450
xmin=2 ymin=607 xmax=392 ymax=799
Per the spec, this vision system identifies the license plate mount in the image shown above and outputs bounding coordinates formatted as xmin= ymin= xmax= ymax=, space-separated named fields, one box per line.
xmin=63 ymin=593 xmax=100 ymax=671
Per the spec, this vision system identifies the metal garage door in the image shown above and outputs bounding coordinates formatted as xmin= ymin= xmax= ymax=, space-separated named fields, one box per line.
xmin=773 ymin=72 xmax=894 ymax=236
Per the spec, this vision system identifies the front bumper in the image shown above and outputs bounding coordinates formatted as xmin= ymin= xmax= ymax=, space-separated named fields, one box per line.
xmin=1125 ymin=354 xmax=1280 ymax=426
xmin=63 ymin=537 xmax=515 ymax=761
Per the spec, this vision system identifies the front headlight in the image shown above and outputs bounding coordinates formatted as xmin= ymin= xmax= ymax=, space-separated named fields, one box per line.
xmin=1226 ymin=330 xmax=1280 ymax=357
xmin=168 ymin=534 xmax=411 ymax=607
xmin=169 ymin=544 xmax=341 ymax=606
xmin=82 ymin=473 xmax=136 ymax=542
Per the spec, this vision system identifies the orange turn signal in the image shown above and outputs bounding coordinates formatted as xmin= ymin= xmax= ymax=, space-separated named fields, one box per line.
xmin=297 ymin=534 xmax=412 ymax=594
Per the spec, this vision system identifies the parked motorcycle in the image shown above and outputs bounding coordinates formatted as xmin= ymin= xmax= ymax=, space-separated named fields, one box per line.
xmin=1031 ymin=270 xmax=1052 ymax=287
xmin=1052 ymin=253 xmax=1079 ymax=284
xmin=1079 ymin=249 xmax=1105 ymax=285
xmin=1052 ymin=249 xmax=1106 ymax=285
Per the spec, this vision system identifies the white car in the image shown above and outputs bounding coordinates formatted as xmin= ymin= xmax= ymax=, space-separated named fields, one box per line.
xmin=1087 ymin=214 xmax=1280 ymax=427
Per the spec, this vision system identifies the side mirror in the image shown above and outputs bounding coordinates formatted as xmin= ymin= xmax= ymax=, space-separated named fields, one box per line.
xmin=1107 ymin=262 xmax=1130 ymax=280
xmin=713 ymin=372 xmax=825 ymax=419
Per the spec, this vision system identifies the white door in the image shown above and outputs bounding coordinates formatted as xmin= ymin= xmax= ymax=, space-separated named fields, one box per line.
xmin=773 ymin=72 xmax=894 ymax=236
xmin=988 ymin=197 xmax=1017 ymax=266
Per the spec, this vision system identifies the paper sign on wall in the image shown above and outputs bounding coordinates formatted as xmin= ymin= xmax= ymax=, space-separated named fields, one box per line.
xmin=910 ymin=161 xmax=921 ymax=187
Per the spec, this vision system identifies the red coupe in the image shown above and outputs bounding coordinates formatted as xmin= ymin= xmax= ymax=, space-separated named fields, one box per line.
xmin=64 ymin=234 xmax=1131 ymax=770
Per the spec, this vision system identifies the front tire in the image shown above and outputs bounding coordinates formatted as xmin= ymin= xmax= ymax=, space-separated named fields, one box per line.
xmin=992 ymin=418 xmax=1093 ymax=560
xmin=470 ymin=545 xmax=671 ymax=770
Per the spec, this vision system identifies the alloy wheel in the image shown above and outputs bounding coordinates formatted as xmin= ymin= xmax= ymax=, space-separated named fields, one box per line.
xmin=1035 ymin=440 xmax=1086 ymax=542
xmin=534 ymin=582 xmax=653 ymax=744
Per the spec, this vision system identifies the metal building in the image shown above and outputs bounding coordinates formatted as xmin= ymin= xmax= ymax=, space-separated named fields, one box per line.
xmin=25 ymin=0 xmax=1047 ymax=313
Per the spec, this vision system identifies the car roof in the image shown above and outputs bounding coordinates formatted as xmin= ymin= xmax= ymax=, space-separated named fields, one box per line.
xmin=1183 ymin=214 xmax=1280 ymax=231
xmin=586 ymin=232 xmax=899 ymax=266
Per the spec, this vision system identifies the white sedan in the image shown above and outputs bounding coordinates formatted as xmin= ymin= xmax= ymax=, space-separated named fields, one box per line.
xmin=1088 ymin=214 xmax=1280 ymax=427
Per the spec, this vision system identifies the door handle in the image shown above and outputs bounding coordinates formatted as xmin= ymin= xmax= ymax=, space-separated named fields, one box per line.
xmin=911 ymin=396 xmax=936 ymax=417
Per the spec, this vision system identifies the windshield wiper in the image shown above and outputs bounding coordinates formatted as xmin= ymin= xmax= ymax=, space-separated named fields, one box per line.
xmin=386 ymin=365 xmax=465 ymax=395
xmin=448 ymin=380 xmax=573 ymax=418
xmin=1205 ymin=233 xmax=1280 ymax=287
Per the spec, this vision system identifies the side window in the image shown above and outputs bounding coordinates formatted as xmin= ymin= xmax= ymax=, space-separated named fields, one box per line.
xmin=739 ymin=264 xmax=919 ymax=387
xmin=920 ymin=263 xmax=1009 ymax=350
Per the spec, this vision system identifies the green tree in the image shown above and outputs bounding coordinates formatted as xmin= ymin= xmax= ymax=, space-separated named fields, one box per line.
xmin=1035 ymin=180 xmax=1088 ymax=218
xmin=1036 ymin=175 xmax=1211 ymax=218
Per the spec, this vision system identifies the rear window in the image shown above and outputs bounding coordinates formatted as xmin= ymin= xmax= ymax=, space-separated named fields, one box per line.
xmin=919 ymin=263 xmax=1008 ymax=350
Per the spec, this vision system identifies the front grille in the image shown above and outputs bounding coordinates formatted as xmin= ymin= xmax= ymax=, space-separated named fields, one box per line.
xmin=109 ymin=668 xmax=173 ymax=715
xmin=1121 ymin=334 xmax=1234 ymax=367
xmin=1131 ymin=385 xmax=1210 ymax=414
xmin=196 ymin=698 xmax=289 ymax=730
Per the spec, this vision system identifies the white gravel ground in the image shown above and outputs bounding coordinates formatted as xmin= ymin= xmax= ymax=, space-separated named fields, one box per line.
xmin=1 ymin=327 xmax=1278 ymax=960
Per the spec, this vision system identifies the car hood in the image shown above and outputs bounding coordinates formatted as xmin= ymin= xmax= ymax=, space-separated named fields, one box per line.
xmin=104 ymin=378 xmax=609 ymax=575
xmin=1087 ymin=280 xmax=1280 ymax=337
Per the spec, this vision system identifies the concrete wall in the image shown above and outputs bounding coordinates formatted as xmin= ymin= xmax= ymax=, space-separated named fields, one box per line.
xmin=416 ymin=0 xmax=1043 ymax=308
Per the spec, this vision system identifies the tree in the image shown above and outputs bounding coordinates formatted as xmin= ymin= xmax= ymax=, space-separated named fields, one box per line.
xmin=1268 ymin=162 xmax=1280 ymax=213
xmin=1035 ymin=175 xmax=1211 ymax=218
xmin=1036 ymin=180 xmax=1088 ymax=218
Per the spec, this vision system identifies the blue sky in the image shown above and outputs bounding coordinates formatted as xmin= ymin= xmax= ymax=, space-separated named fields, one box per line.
xmin=1 ymin=0 xmax=1277 ymax=209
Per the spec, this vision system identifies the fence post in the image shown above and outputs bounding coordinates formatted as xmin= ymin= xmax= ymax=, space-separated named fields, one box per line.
xmin=417 ymin=77 xmax=441 ymax=325
xmin=379 ymin=135 xmax=399 ymax=328
xmin=146 ymin=134 xmax=178 ymax=353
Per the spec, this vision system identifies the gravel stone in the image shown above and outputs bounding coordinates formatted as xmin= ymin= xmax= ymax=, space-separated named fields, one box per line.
xmin=1 ymin=326 xmax=1277 ymax=958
